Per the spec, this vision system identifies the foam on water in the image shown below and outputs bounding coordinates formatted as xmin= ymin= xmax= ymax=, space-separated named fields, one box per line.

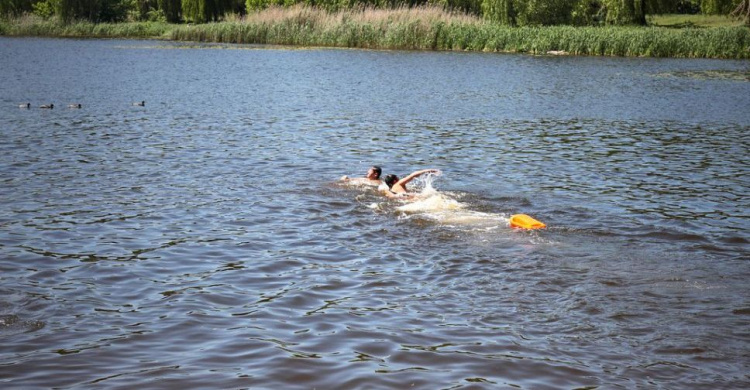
xmin=396 ymin=174 xmax=510 ymax=230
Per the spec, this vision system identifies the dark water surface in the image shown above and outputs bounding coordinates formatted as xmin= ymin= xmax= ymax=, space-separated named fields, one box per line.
xmin=1 ymin=37 xmax=748 ymax=389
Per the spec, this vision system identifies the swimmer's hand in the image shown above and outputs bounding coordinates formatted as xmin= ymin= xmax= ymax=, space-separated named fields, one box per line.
xmin=418 ymin=169 xmax=441 ymax=176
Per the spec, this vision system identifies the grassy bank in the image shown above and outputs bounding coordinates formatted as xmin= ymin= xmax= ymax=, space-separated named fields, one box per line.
xmin=648 ymin=13 xmax=746 ymax=28
xmin=2 ymin=7 xmax=749 ymax=58
xmin=0 ymin=14 xmax=172 ymax=38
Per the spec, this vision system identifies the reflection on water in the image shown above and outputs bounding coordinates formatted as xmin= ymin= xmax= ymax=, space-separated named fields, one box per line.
xmin=0 ymin=37 xmax=748 ymax=389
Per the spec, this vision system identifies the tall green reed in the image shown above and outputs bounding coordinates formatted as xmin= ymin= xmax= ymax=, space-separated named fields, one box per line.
xmin=1 ymin=14 xmax=172 ymax=38
xmin=166 ymin=6 xmax=749 ymax=58
xmin=3 ymin=7 xmax=749 ymax=58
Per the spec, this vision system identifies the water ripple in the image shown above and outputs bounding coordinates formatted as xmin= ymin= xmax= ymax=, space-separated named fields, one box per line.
xmin=0 ymin=37 xmax=748 ymax=389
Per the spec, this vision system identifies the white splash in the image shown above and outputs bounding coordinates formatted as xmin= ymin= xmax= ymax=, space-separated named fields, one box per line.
xmin=396 ymin=173 xmax=510 ymax=229
xmin=397 ymin=193 xmax=463 ymax=213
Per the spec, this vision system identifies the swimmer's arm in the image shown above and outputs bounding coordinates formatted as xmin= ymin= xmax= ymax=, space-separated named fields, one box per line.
xmin=380 ymin=187 xmax=400 ymax=199
xmin=396 ymin=169 xmax=440 ymax=187
xmin=382 ymin=190 xmax=415 ymax=200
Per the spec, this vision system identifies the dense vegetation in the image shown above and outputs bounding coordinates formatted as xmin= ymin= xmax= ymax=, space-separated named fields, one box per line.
xmin=1 ymin=0 xmax=748 ymax=59
xmin=1 ymin=0 xmax=748 ymax=25
xmin=2 ymin=6 xmax=748 ymax=58
xmin=169 ymin=6 xmax=749 ymax=57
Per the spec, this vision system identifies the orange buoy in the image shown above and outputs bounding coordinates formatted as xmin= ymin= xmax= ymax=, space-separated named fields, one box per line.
xmin=509 ymin=214 xmax=546 ymax=230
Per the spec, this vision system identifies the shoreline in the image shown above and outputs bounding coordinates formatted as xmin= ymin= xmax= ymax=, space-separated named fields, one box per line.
xmin=2 ymin=9 xmax=749 ymax=59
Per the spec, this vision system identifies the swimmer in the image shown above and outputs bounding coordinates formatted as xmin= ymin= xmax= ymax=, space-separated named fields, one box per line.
xmin=340 ymin=166 xmax=383 ymax=186
xmin=381 ymin=169 xmax=440 ymax=199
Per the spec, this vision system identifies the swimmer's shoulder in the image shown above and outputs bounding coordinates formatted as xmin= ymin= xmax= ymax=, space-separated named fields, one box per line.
xmin=342 ymin=177 xmax=383 ymax=187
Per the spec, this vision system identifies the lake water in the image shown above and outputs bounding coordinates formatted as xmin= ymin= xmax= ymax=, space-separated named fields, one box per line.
xmin=0 ymin=37 xmax=748 ymax=389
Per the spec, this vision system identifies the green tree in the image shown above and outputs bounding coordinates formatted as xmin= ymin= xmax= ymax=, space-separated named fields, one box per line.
xmin=99 ymin=0 xmax=129 ymax=20
xmin=1 ymin=0 xmax=33 ymax=16
xmin=514 ymin=0 xmax=577 ymax=25
xmin=433 ymin=0 xmax=482 ymax=15
xmin=600 ymin=0 xmax=645 ymax=24
xmin=701 ymin=0 xmax=736 ymax=14
xmin=133 ymin=0 xmax=153 ymax=19
xmin=571 ymin=0 xmax=607 ymax=25
xmin=32 ymin=0 xmax=59 ymax=18
xmin=57 ymin=0 xmax=128 ymax=21
xmin=481 ymin=0 xmax=516 ymax=24
xmin=183 ymin=0 xmax=233 ymax=22
xmin=158 ymin=0 xmax=181 ymax=21
xmin=58 ymin=0 xmax=97 ymax=21
xmin=482 ymin=0 xmax=592 ymax=25
xmin=245 ymin=0 xmax=272 ymax=11
xmin=648 ymin=0 xmax=683 ymax=13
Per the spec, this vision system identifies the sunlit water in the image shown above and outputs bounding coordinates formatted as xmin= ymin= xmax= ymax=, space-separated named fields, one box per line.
xmin=1 ymin=37 xmax=748 ymax=389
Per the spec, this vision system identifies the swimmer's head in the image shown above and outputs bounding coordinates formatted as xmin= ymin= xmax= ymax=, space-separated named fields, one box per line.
xmin=367 ymin=166 xmax=382 ymax=180
xmin=383 ymin=174 xmax=399 ymax=189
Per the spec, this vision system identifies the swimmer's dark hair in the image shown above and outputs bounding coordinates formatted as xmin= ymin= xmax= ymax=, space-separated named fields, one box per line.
xmin=383 ymin=174 xmax=399 ymax=189
xmin=371 ymin=166 xmax=382 ymax=179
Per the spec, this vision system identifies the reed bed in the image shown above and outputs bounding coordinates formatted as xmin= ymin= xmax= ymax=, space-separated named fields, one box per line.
xmin=3 ymin=7 xmax=749 ymax=58
xmin=168 ymin=7 xmax=750 ymax=58
xmin=0 ymin=14 xmax=172 ymax=38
